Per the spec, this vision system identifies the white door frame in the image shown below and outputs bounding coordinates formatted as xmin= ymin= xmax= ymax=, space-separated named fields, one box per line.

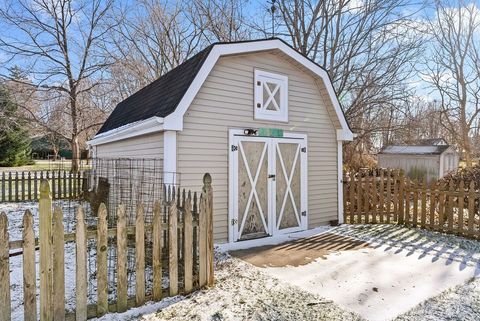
xmin=228 ymin=128 xmax=308 ymax=243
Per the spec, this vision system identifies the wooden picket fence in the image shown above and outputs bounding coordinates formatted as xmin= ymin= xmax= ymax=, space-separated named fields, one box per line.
xmin=343 ymin=169 xmax=480 ymax=238
xmin=0 ymin=174 xmax=214 ymax=321
xmin=0 ymin=170 xmax=84 ymax=202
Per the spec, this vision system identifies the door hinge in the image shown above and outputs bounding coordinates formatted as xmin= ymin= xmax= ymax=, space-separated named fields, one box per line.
xmin=231 ymin=218 xmax=238 ymax=225
xmin=301 ymin=211 xmax=307 ymax=216
xmin=301 ymin=147 xmax=307 ymax=153
xmin=231 ymin=145 xmax=238 ymax=152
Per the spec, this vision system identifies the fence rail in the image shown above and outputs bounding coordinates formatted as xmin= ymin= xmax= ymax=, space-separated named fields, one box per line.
xmin=0 ymin=174 xmax=214 ymax=320
xmin=0 ymin=170 xmax=84 ymax=202
xmin=343 ymin=169 xmax=480 ymax=238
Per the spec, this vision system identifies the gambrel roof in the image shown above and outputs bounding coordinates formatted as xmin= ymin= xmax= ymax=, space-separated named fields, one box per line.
xmin=91 ymin=38 xmax=353 ymax=145
xmin=98 ymin=45 xmax=213 ymax=134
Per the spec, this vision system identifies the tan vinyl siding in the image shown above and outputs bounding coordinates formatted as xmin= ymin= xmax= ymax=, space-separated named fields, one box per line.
xmin=177 ymin=51 xmax=339 ymax=243
xmin=95 ymin=132 xmax=164 ymax=159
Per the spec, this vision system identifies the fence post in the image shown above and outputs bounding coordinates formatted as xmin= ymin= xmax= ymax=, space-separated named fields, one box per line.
xmin=420 ymin=177 xmax=427 ymax=228
xmin=97 ymin=203 xmax=108 ymax=317
xmin=458 ymin=180 xmax=465 ymax=234
xmin=135 ymin=204 xmax=146 ymax=306
xmin=39 ymin=180 xmax=53 ymax=321
xmin=349 ymin=171 xmax=355 ymax=224
xmin=53 ymin=206 xmax=65 ymax=321
xmin=467 ymin=181 xmax=475 ymax=236
xmin=398 ymin=173 xmax=405 ymax=224
xmin=184 ymin=192 xmax=193 ymax=292
xmin=116 ymin=204 xmax=128 ymax=312
xmin=75 ymin=206 xmax=87 ymax=321
xmin=198 ymin=192 xmax=207 ymax=287
xmin=203 ymin=173 xmax=214 ymax=287
xmin=23 ymin=210 xmax=36 ymax=321
xmin=0 ymin=212 xmax=11 ymax=321
xmin=152 ymin=201 xmax=163 ymax=301
xmin=168 ymin=194 xmax=179 ymax=296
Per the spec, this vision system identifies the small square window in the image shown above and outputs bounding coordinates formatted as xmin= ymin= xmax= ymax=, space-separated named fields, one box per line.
xmin=254 ymin=70 xmax=288 ymax=122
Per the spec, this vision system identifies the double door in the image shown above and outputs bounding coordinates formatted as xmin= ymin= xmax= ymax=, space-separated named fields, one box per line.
xmin=231 ymin=134 xmax=307 ymax=241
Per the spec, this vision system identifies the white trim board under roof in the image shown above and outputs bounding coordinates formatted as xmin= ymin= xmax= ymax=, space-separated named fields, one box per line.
xmin=88 ymin=38 xmax=354 ymax=146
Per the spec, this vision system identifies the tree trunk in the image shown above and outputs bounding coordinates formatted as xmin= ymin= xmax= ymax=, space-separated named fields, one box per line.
xmin=71 ymin=136 xmax=80 ymax=172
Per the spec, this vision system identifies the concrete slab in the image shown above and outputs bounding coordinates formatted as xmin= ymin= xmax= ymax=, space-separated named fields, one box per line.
xmin=232 ymin=231 xmax=478 ymax=321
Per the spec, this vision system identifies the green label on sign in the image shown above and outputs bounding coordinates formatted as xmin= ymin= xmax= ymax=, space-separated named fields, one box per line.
xmin=258 ymin=128 xmax=284 ymax=137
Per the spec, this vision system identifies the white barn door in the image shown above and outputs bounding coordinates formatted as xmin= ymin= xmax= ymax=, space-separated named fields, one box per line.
xmin=230 ymin=133 xmax=307 ymax=242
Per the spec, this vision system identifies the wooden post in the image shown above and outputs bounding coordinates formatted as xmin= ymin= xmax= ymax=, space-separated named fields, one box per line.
xmin=135 ymin=204 xmax=146 ymax=306
xmin=199 ymin=194 xmax=207 ymax=287
xmin=184 ymin=192 xmax=193 ymax=293
xmin=116 ymin=204 xmax=128 ymax=312
xmin=34 ymin=172 xmax=38 ymax=200
xmin=364 ymin=174 xmax=370 ymax=224
xmin=203 ymin=173 xmax=214 ymax=287
xmin=15 ymin=171 xmax=19 ymax=202
xmin=371 ymin=171 xmax=377 ymax=224
xmin=0 ymin=212 xmax=11 ymax=321
xmin=392 ymin=170 xmax=399 ymax=222
xmin=405 ymin=179 xmax=411 ymax=224
xmin=379 ymin=170 xmax=385 ymax=223
xmin=412 ymin=180 xmax=419 ymax=226
xmin=398 ymin=173 xmax=405 ymax=224
xmin=467 ymin=181 xmax=475 ymax=236
xmin=53 ymin=206 xmax=65 ymax=321
xmin=446 ymin=180 xmax=454 ymax=232
xmin=429 ymin=181 xmax=436 ymax=229
xmin=349 ymin=172 xmax=356 ymax=224
xmin=27 ymin=172 xmax=32 ymax=201
xmin=75 ymin=206 xmax=87 ymax=321
xmin=8 ymin=172 xmax=12 ymax=202
xmin=39 ymin=180 xmax=53 ymax=321
xmin=438 ymin=184 xmax=446 ymax=229
xmin=168 ymin=199 xmax=179 ymax=296
xmin=51 ymin=171 xmax=56 ymax=200
xmin=420 ymin=178 xmax=427 ymax=228
xmin=152 ymin=201 xmax=163 ymax=301
xmin=357 ymin=175 xmax=363 ymax=223
xmin=97 ymin=203 xmax=108 ymax=317
xmin=1 ymin=172 xmax=5 ymax=202
xmin=458 ymin=180 xmax=465 ymax=234
xmin=386 ymin=169 xmax=392 ymax=223
xmin=23 ymin=210 xmax=36 ymax=321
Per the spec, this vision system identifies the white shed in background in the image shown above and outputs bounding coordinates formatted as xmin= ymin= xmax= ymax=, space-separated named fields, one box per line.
xmin=378 ymin=139 xmax=459 ymax=182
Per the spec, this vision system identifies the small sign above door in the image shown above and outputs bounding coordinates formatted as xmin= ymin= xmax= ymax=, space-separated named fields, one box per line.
xmin=258 ymin=128 xmax=284 ymax=138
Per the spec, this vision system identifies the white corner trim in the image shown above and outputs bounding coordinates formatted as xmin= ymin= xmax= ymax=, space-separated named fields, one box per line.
xmin=88 ymin=117 xmax=164 ymax=146
xmin=163 ymin=131 xmax=177 ymax=185
xmin=163 ymin=39 xmax=353 ymax=138
xmin=337 ymin=140 xmax=344 ymax=224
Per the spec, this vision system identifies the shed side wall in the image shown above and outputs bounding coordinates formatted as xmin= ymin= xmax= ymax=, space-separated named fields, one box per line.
xmin=94 ymin=132 xmax=164 ymax=159
xmin=177 ymin=51 xmax=339 ymax=243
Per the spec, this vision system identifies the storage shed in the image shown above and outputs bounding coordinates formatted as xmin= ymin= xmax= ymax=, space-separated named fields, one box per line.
xmin=88 ymin=38 xmax=354 ymax=245
xmin=378 ymin=140 xmax=459 ymax=182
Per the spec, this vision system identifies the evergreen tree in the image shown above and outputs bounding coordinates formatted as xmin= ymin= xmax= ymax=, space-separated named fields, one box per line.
xmin=0 ymin=84 xmax=33 ymax=167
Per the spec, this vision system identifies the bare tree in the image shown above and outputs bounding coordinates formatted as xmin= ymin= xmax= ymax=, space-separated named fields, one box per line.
xmin=0 ymin=0 xmax=115 ymax=171
xmin=190 ymin=0 xmax=253 ymax=42
xmin=423 ymin=0 xmax=480 ymax=166
xmin=105 ymin=0 xmax=205 ymax=97
xmin=264 ymin=0 xmax=425 ymax=165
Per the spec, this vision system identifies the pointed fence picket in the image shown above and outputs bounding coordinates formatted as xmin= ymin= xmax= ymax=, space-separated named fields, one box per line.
xmin=344 ymin=169 xmax=480 ymax=238
xmin=0 ymin=174 xmax=214 ymax=320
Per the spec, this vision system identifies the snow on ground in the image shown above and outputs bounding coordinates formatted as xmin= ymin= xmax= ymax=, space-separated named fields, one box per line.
xmin=394 ymin=277 xmax=480 ymax=321
xmin=94 ymin=252 xmax=364 ymax=321
xmin=1 ymin=201 xmax=95 ymax=320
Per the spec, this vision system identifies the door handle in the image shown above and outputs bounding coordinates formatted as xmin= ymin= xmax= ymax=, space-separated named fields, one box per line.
xmin=268 ymin=174 xmax=276 ymax=180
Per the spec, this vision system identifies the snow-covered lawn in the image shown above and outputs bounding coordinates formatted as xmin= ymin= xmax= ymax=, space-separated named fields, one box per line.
xmin=1 ymin=201 xmax=94 ymax=320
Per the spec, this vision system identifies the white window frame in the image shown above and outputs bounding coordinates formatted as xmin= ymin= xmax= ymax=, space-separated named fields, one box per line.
xmin=254 ymin=69 xmax=289 ymax=122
